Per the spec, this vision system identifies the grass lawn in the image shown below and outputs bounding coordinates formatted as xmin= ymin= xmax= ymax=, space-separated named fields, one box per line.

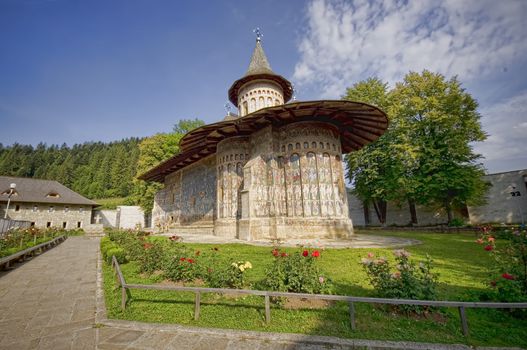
xmin=102 ymin=230 xmax=527 ymax=347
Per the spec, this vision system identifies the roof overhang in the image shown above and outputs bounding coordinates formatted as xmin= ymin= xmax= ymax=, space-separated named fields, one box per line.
xmin=139 ymin=100 xmax=388 ymax=183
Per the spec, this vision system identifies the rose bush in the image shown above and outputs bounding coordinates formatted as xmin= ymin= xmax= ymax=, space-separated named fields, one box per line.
xmin=263 ymin=247 xmax=332 ymax=295
xmin=477 ymin=225 xmax=527 ymax=309
xmin=361 ymin=249 xmax=437 ymax=313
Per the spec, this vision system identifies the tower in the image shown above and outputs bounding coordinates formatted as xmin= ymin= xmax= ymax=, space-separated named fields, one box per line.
xmin=228 ymin=34 xmax=292 ymax=116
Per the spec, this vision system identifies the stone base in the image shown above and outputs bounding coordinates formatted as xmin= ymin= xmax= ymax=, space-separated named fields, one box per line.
xmin=237 ymin=217 xmax=353 ymax=241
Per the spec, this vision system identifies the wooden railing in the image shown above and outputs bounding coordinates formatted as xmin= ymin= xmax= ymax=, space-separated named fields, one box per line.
xmin=111 ymin=256 xmax=527 ymax=337
xmin=0 ymin=235 xmax=66 ymax=269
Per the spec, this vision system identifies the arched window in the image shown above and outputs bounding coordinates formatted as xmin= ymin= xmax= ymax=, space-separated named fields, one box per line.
xmin=242 ymin=101 xmax=248 ymax=116
xmin=275 ymin=99 xmax=280 ymax=106
xmin=288 ymin=144 xmax=293 ymax=151
xmin=267 ymin=97 xmax=273 ymax=107
xmin=250 ymin=98 xmax=256 ymax=112
xmin=304 ymin=142 xmax=309 ymax=149
xmin=295 ymin=143 xmax=301 ymax=150
xmin=259 ymin=96 xmax=264 ymax=109
xmin=312 ymin=142 xmax=317 ymax=148
xmin=320 ymin=142 xmax=324 ymax=149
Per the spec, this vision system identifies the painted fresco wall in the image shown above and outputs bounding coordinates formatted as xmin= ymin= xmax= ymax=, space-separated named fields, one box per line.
xmin=153 ymin=155 xmax=216 ymax=231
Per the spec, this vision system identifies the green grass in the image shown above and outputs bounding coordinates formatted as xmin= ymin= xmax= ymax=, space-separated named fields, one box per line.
xmin=102 ymin=230 xmax=527 ymax=347
xmin=93 ymin=197 xmax=130 ymax=209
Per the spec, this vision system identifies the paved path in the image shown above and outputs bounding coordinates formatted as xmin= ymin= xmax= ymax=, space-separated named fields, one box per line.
xmin=0 ymin=236 xmax=519 ymax=350
xmin=158 ymin=232 xmax=421 ymax=249
xmin=0 ymin=236 xmax=98 ymax=350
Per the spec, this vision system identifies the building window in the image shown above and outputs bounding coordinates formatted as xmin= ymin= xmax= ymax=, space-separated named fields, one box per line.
xmin=77 ymin=221 xmax=82 ymax=228
xmin=49 ymin=206 xmax=54 ymax=213
xmin=30 ymin=222 xmax=35 ymax=227
xmin=15 ymin=205 xmax=20 ymax=212
xmin=46 ymin=222 xmax=52 ymax=228
xmin=46 ymin=192 xmax=60 ymax=198
xmin=312 ymin=142 xmax=317 ymax=148
xmin=33 ymin=205 xmax=38 ymax=212
xmin=62 ymin=222 xmax=67 ymax=229
xmin=79 ymin=207 xmax=84 ymax=213
xmin=64 ymin=206 xmax=69 ymax=212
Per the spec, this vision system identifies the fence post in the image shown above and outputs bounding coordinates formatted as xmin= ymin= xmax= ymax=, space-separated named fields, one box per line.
xmin=458 ymin=306 xmax=469 ymax=337
xmin=348 ymin=301 xmax=356 ymax=330
xmin=265 ymin=294 xmax=271 ymax=323
xmin=121 ymin=285 xmax=127 ymax=311
xmin=194 ymin=292 xmax=201 ymax=320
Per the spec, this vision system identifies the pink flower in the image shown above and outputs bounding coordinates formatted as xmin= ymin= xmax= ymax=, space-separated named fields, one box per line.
xmin=302 ymin=250 xmax=309 ymax=257
xmin=484 ymin=245 xmax=493 ymax=251
xmin=367 ymin=252 xmax=374 ymax=258
xmin=476 ymin=238 xmax=484 ymax=244
xmin=319 ymin=276 xmax=325 ymax=283
xmin=487 ymin=237 xmax=495 ymax=243
xmin=502 ymin=273 xmax=515 ymax=280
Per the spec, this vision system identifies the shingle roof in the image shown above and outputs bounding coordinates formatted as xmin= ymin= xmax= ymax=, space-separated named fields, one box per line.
xmin=0 ymin=176 xmax=98 ymax=206
xmin=245 ymin=40 xmax=274 ymax=76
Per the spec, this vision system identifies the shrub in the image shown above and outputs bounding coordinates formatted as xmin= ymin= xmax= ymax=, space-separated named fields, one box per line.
xmin=477 ymin=225 xmax=527 ymax=309
xmin=106 ymin=247 xmax=127 ymax=264
xmin=205 ymin=261 xmax=252 ymax=289
xmin=262 ymin=248 xmax=332 ymax=295
xmin=164 ymin=256 xmax=200 ymax=282
xmin=361 ymin=250 xmax=437 ymax=313
xmin=137 ymin=240 xmax=165 ymax=274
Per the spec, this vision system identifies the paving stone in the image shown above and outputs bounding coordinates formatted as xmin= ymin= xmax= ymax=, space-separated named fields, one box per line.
xmin=165 ymin=333 xmax=202 ymax=349
xmin=126 ymin=330 xmax=179 ymax=349
xmin=71 ymin=327 xmax=97 ymax=350
xmin=105 ymin=330 xmax=145 ymax=344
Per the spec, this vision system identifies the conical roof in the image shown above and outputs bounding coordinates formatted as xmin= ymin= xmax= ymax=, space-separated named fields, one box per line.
xmin=228 ymin=40 xmax=293 ymax=105
xmin=245 ymin=40 xmax=274 ymax=76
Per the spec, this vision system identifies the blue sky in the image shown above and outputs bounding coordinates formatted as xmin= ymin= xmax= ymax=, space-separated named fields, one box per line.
xmin=1 ymin=0 xmax=526 ymax=174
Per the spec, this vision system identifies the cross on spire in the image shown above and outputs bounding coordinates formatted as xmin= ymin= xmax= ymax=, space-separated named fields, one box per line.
xmin=253 ymin=27 xmax=262 ymax=42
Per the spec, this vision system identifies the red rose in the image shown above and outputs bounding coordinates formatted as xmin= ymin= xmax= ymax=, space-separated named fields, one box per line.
xmin=302 ymin=250 xmax=309 ymax=257
xmin=188 ymin=259 xmax=195 ymax=264
xmin=180 ymin=257 xmax=186 ymax=262
xmin=502 ymin=273 xmax=515 ymax=280
xmin=312 ymin=250 xmax=320 ymax=258
xmin=281 ymin=252 xmax=288 ymax=257
xmin=484 ymin=245 xmax=493 ymax=251
xmin=272 ymin=249 xmax=279 ymax=257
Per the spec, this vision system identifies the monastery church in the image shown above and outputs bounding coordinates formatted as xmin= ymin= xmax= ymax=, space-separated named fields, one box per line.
xmin=139 ymin=34 xmax=388 ymax=240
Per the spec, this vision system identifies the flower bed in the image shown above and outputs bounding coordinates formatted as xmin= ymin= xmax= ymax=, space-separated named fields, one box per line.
xmin=0 ymin=227 xmax=82 ymax=258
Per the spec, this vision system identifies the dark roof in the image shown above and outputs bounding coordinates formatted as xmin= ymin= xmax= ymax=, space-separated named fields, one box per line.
xmin=0 ymin=176 xmax=98 ymax=206
xmin=228 ymin=40 xmax=293 ymax=105
xmin=139 ymin=100 xmax=388 ymax=182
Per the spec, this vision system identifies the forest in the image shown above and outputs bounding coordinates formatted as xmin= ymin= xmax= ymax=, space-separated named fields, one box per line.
xmin=0 ymin=139 xmax=141 ymax=200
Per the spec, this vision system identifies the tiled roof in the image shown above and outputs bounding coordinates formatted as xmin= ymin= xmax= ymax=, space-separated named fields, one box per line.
xmin=0 ymin=176 xmax=98 ymax=206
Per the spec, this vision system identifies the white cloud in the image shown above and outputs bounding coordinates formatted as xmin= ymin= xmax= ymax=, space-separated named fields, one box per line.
xmin=474 ymin=91 xmax=527 ymax=163
xmin=294 ymin=0 xmax=527 ymax=98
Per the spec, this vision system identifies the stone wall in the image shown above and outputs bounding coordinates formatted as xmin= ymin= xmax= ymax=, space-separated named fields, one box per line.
xmin=1 ymin=202 xmax=92 ymax=229
xmin=468 ymin=169 xmax=527 ymax=224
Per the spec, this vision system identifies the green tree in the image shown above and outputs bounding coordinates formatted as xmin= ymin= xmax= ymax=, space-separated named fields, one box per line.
xmin=391 ymin=70 xmax=488 ymax=222
xmin=343 ymin=78 xmax=417 ymax=224
xmin=132 ymin=119 xmax=205 ymax=213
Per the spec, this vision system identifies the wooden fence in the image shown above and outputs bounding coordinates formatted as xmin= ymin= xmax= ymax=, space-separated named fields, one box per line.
xmin=111 ymin=256 xmax=527 ymax=337
xmin=0 ymin=235 xmax=66 ymax=269
xmin=0 ymin=218 xmax=31 ymax=236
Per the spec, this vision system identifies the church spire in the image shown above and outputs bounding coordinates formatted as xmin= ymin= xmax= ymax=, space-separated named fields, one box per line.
xmin=228 ymin=29 xmax=293 ymax=114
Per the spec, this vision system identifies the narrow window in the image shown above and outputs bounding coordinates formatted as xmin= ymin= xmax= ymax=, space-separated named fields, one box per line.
xmin=64 ymin=206 xmax=69 ymax=212
xmin=304 ymin=142 xmax=309 ymax=149
xmin=77 ymin=221 xmax=82 ymax=228
xmin=15 ymin=204 xmax=20 ymax=212
xmin=30 ymin=222 xmax=35 ymax=227
xmin=295 ymin=143 xmax=301 ymax=150
xmin=48 ymin=206 xmax=54 ymax=213
xmin=33 ymin=205 xmax=38 ymax=212
xmin=320 ymin=142 xmax=324 ymax=149
xmin=62 ymin=222 xmax=67 ymax=229
xmin=46 ymin=222 xmax=51 ymax=228
xmin=312 ymin=142 xmax=317 ymax=148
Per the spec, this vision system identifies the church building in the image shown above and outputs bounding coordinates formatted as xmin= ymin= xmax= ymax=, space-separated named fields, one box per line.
xmin=139 ymin=34 xmax=388 ymax=240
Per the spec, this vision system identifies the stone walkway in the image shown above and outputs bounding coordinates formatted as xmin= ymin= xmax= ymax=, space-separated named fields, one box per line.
xmin=158 ymin=232 xmax=421 ymax=249
xmin=0 ymin=236 xmax=520 ymax=350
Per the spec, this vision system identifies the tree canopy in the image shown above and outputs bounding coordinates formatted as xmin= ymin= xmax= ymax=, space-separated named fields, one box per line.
xmin=344 ymin=71 xmax=488 ymax=224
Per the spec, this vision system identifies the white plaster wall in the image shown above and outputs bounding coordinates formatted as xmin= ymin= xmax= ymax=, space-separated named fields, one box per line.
xmin=468 ymin=170 xmax=527 ymax=224
xmin=238 ymin=80 xmax=283 ymax=116
xmin=117 ymin=206 xmax=145 ymax=229
xmin=95 ymin=209 xmax=118 ymax=227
